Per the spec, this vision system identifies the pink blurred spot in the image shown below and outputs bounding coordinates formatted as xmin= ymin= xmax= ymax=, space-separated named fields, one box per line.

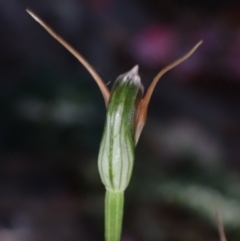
xmin=129 ymin=24 xmax=178 ymax=67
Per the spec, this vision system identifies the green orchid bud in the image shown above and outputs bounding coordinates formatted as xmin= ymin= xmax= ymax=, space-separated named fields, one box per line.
xmin=26 ymin=9 xmax=202 ymax=241
xmin=98 ymin=65 xmax=143 ymax=192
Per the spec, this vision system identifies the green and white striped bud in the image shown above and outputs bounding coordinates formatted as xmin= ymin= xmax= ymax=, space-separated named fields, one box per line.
xmin=26 ymin=10 xmax=202 ymax=241
xmin=98 ymin=66 xmax=143 ymax=192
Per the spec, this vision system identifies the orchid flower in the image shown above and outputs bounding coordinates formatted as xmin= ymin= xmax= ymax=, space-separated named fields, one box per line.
xmin=26 ymin=9 xmax=202 ymax=241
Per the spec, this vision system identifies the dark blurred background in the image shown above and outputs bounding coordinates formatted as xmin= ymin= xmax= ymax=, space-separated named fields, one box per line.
xmin=1 ymin=0 xmax=240 ymax=240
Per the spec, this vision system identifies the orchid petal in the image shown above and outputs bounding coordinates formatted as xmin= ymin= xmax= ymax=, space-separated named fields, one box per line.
xmin=26 ymin=9 xmax=110 ymax=106
xmin=135 ymin=40 xmax=203 ymax=143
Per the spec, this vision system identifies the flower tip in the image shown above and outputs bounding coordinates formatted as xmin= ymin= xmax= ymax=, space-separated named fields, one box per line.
xmin=130 ymin=65 xmax=143 ymax=90
xmin=122 ymin=65 xmax=141 ymax=86
xmin=127 ymin=65 xmax=140 ymax=83
xmin=131 ymin=65 xmax=139 ymax=75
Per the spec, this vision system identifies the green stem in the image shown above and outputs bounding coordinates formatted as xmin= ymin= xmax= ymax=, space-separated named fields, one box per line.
xmin=105 ymin=190 xmax=124 ymax=241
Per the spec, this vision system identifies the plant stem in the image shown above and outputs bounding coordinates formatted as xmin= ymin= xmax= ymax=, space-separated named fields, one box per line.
xmin=105 ymin=190 xmax=124 ymax=241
